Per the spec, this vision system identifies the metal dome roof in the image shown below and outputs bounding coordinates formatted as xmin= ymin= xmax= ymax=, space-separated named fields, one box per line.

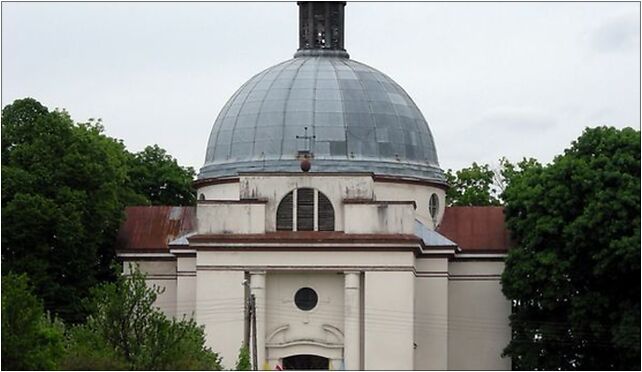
xmin=199 ymin=55 xmax=444 ymax=182
xmin=199 ymin=55 xmax=445 ymax=183
xmin=199 ymin=2 xmax=445 ymax=183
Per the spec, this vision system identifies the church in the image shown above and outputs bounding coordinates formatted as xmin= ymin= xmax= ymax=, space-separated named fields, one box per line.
xmin=116 ymin=2 xmax=511 ymax=370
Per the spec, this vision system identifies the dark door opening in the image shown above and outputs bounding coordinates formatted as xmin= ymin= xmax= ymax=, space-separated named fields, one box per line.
xmin=282 ymin=354 xmax=329 ymax=370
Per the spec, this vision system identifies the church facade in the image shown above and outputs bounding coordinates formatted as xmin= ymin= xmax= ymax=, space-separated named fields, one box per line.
xmin=116 ymin=2 xmax=511 ymax=370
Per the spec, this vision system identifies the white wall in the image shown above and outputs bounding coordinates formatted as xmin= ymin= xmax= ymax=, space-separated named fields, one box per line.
xmin=343 ymin=203 xmax=415 ymax=234
xmin=123 ymin=260 xmax=177 ymax=318
xmin=414 ymin=258 xmax=449 ymax=369
xmin=364 ymin=271 xmax=415 ymax=370
xmin=196 ymin=176 xmax=446 ymax=233
xmin=265 ymin=272 xmax=345 ymax=368
xmin=239 ymin=174 xmax=375 ymax=232
xmin=373 ymin=181 xmax=446 ymax=229
xmin=196 ymin=250 xmax=415 ymax=268
xmin=176 ymin=256 xmax=196 ymax=318
xmin=198 ymin=182 xmax=240 ymax=200
xmin=448 ymin=261 xmax=511 ymax=370
xmin=196 ymin=203 xmax=265 ymax=234
xmin=195 ymin=270 xmax=246 ymax=369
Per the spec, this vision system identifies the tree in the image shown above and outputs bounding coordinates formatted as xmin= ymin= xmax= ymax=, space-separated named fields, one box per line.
xmin=2 ymin=99 xmax=133 ymax=323
xmin=234 ymin=345 xmax=252 ymax=370
xmin=501 ymin=126 xmax=640 ymax=370
xmin=128 ymin=144 xmax=196 ymax=206
xmin=2 ymin=98 xmax=197 ymax=324
xmin=1 ymin=273 xmax=66 ymax=370
xmin=445 ymin=162 xmax=501 ymax=206
xmin=62 ymin=265 xmax=222 ymax=370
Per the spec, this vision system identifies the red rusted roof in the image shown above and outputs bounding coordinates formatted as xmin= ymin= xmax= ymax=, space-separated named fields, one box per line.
xmin=116 ymin=206 xmax=195 ymax=252
xmin=437 ymin=206 xmax=511 ymax=253
xmin=116 ymin=205 xmax=511 ymax=254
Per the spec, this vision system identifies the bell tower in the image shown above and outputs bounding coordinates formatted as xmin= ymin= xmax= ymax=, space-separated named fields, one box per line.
xmin=295 ymin=2 xmax=349 ymax=58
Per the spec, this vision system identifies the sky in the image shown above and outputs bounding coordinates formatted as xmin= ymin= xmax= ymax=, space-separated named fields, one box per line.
xmin=2 ymin=1 xmax=640 ymax=173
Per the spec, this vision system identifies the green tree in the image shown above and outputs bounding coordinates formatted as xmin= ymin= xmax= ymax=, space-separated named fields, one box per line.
xmin=501 ymin=126 xmax=641 ymax=370
xmin=62 ymin=265 xmax=222 ymax=370
xmin=2 ymin=99 xmax=133 ymax=323
xmin=1 ymin=98 xmax=196 ymax=324
xmin=61 ymin=325 xmax=128 ymax=370
xmin=445 ymin=162 xmax=501 ymax=206
xmin=128 ymin=144 xmax=196 ymax=206
xmin=1 ymin=273 xmax=66 ymax=370
xmin=234 ymin=345 xmax=252 ymax=370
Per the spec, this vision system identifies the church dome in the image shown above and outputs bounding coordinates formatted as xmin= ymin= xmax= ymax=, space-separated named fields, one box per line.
xmin=199 ymin=3 xmax=445 ymax=184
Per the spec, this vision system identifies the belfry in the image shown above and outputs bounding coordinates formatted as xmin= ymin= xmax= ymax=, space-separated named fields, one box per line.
xmin=117 ymin=2 xmax=511 ymax=369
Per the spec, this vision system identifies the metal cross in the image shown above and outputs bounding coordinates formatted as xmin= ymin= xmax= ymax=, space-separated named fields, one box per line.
xmin=296 ymin=126 xmax=316 ymax=153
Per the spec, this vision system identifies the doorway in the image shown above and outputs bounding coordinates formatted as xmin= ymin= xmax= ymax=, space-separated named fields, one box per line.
xmin=282 ymin=354 xmax=329 ymax=370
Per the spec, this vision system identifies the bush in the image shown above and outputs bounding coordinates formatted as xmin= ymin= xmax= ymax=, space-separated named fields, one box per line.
xmin=1 ymin=273 xmax=65 ymax=370
xmin=62 ymin=265 xmax=222 ymax=370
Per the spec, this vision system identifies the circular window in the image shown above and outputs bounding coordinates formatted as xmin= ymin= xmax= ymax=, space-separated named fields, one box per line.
xmin=429 ymin=193 xmax=439 ymax=219
xmin=294 ymin=287 xmax=318 ymax=311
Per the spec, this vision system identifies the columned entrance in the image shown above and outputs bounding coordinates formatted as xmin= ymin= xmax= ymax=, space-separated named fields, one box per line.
xmin=282 ymin=355 xmax=329 ymax=370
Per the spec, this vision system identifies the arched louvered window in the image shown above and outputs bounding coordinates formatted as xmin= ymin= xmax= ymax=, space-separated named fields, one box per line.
xmin=276 ymin=188 xmax=335 ymax=231
xmin=297 ymin=188 xmax=315 ymax=231
xmin=317 ymin=192 xmax=335 ymax=231
xmin=276 ymin=191 xmax=294 ymax=231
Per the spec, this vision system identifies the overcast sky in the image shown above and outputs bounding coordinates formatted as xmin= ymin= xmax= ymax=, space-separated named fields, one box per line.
xmin=2 ymin=1 xmax=640 ymax=173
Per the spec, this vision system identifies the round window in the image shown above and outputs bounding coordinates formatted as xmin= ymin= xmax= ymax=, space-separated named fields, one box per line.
xmin=429 ymin=193 xmax=439 ymax=219
xmin=294 ymin=287 xmax=318 ymax=311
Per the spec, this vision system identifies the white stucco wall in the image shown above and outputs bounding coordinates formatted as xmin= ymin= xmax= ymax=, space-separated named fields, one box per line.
xmin=123 ymin=260 xmax=177 ymax=318
xmin=373 ymin=182 xmax=446 ymax=229
xmin=343 ymin=203 xmax=415 ymax=234
xmin=239 ymin=174 xmax=375 ymax=232
xmin=414 ymin=258 xmax=449 ymax=370
xmin=176 ymin=256 xmax=196 ymax=318
xmin=364 ymin=271 xmax=415 ymax=370
xmin=195 ymin=270 xmax=246 ymax=369
xmin=265 ymin=273 xmax=345 ymax=368
xmin=196 ymin=203 xmax=266 ymax=234
xmin=447 ymin=260 xmax=511 ymax=370
xmin=196 ymin=250 xmax=415 ymax=269
xmin=196 ymin=176 xmax=446 ymax=234
xmin=197 ymin=182 xmax=240 ymax=200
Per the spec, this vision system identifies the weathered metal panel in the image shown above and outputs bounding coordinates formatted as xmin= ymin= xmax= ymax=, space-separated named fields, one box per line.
xmin=414 ymin=220 xmax=457 ymax=248
xmin=437 ymin=206 xmax=510 ymax=252
xmin=199 ymin=56 xmax=445 ymax=184
xmin=116 ymin=206 xmax=196 ymax=252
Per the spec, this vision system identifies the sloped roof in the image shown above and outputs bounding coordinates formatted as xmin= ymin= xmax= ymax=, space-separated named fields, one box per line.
xmin=414 ymin=219 xmax=457 ymax=248
xmin=115 ymin=205 xmax=511 ymax=254
xmin=115 ymin=206 xmax=195 ymax=252
xmin=437 ymin=206 xmax=511 ymax=253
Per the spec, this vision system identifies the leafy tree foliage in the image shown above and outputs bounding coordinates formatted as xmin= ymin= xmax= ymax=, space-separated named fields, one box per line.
xmin=62 ymin=265 xmax=222 ymax=370
xmin=128 ymin=144 xmax=196 ymax=206
xmin=61 ymin=325 xmax=129 ymax=370
xmin=234 ymin=344 xmax=252 ymax=370
xmin=2 ymin=98 xmax=132 ymax=323
xmin=1 ymin=273 xmax=65 ymax=370
xmin=445 ymin=162 xmax=501 ymax=206
xmin=501 ymin=126 xmax=640 ymax=370
xmin=2 ymin=98 xmax=196 ymax=324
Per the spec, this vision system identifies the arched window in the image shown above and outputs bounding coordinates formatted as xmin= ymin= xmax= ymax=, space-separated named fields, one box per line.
xmin=276 ymin=188 xmax=335 ymax=231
